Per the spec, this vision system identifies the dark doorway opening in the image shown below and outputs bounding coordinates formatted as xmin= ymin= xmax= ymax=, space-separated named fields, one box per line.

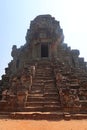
xmin=41 ymin=44 xmax=48 ymax=57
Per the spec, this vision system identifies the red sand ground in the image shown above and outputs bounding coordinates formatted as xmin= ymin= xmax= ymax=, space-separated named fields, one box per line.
xmin=0 ymin=119 xmax=87 ymax=130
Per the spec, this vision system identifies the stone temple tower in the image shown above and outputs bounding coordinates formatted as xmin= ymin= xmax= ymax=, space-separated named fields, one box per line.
xmin=25 ymin=15 xmax=64 ymax=59
xmin=0 ymin=15 xmax=87 ymax=119
xmin=7 ymin=14 xmax=87 ymax=75
xmin=10 ymin=15 xmax=65 ymax=75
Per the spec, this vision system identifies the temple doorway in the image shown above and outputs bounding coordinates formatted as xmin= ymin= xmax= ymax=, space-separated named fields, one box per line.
xmin=41 ymin=43 xmax=48 ymax=57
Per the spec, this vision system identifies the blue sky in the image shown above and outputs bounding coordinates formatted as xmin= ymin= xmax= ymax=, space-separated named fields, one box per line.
xmin=0 ymin=0 xmax=87 ymax=79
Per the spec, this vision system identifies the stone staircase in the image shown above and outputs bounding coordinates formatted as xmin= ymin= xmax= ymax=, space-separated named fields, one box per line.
xmin=9 ymin=60 xmax=63 ymax=119
xmin=25 ymin=61 xmax=61 ymax=112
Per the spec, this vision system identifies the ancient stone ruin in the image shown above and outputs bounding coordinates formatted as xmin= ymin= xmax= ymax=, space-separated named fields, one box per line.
xmin=0 ymin=14 xmax=87 ymax=120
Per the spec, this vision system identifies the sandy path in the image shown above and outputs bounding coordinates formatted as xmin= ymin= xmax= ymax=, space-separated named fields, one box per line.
xmin=0 ymin=119 xmax=87 ymax=130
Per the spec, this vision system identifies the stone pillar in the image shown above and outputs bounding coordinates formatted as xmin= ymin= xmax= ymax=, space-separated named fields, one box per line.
xmin=50 ymin=42 xmax=57 ymax=58
xmin=49 ymin=44 xmax=51 ymax=58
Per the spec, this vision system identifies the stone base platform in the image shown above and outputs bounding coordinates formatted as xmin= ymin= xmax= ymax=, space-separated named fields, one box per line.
xmin=10 ymin=112 xmax=64 ymax=120
xmin=9 ymin=112 xmax=87 ymax=120
xmin=1 ymin=111 xmax=87 ymax=120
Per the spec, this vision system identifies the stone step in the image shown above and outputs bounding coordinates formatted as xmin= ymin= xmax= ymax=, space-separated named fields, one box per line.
xmin=33 ymin=78 xmax=54 ymax=82
xmin=36 ymin=70 xmax=52 ymax=73
xmin=29 ymin=93 xmax=44 ymax=97
xmin=0 ymin=115 xmax=9 ymax=119
xmin=44 ymin=85 xmax=56 ymax=88
xmin=31 ymin=88 xmax=43 ymax=92
xmin=30 ymin=91 xmax=58 ymax=95
xmin=0 ymin=112 xmax=10 ymax=115
xmin=38 ymin=66 xmax=52 ymax=68
xmin=44 ymin=88 xmax=57 ymax=91
xmin=26 ymin=101 xmax=60 ymax=107
xmin=44 ymin=80 xmax=55 ymax=83
xmin=34 ymin=77 xmax=54 ymax=80
xmin=44 ymin=93 xmax=58 ymax=97
xmin=36 ymin=68 xmax=52 ymax=70
xmin=31 ymin=88 xmax=57 ymax=93
xmin=32 ymin=84 xmax=56 ymax=89
xmin=33 ymin=79 xmax=45 ymax=83
xmin=35 ymin=73 xmax=53 ymax=76
xmin=37 ymin=70 xmax=52 ymax=72
xmin=32 ymin=86 xmax=44 ymax=89
xmin=44 ymin=97 xmax=59 ymax=101
xmin=10 ymin=111 xmax=63 ymax=120
xmin=24 ymin=106 xmax=43 ymax=112
xmin=32 ymin=86 xmax=44 ymax=90
xmin=28 ymin=94 xmax=59 ymax=98
xmin=32 ymin=83 xmax=44 ymax=86
xmin=32 ymin=85 xmax=56 ymax=89
xmin=27 ymin=97 xmax=44 ymax=102
xmin=45 ymin=81 xmax=56 ymax=84
xmin=37 ymin=66 xmax=51 ymax=69
xmin=24 ymin=105 xmax=61 ymax=112
xmin=0 ymin=112 xmax=10 ymax=119
xmin=10 ymin=112 xmax=87 ymax=120
xmin=30 ymin=90 xmax=43 ymax=94
xmin=44 ymin=91 xmax=58 ymax=94
xmin=36 ymin=73 xmax=52 ymax=75
xmin=36 ymin=75 xmax=53 ymax=77
xmin=27 ymin=96 xmax=59 ymax=102
xmin=36 ymin=67 xmax=51 ymax=70
xmin=71 ymin=114 xmax=87 ymax=120
xmin=43 ymin=105 xmax=61 ymax=112
xmin=26 ymin=102 xmax=44 ymax=106
xmin=37 ymin=67 xmax=51 ymax=69
xmin=44 ymin=89 xmax=58 ymax=93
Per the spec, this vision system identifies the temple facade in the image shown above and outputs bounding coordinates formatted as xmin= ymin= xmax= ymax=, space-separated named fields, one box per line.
xmin=5 ymin=15 xmax=87 ymax=76
xmin=0 ymin=15 xmax=87 ymax=119
xmin=10 ymin=15 xmax=64 ymax=74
